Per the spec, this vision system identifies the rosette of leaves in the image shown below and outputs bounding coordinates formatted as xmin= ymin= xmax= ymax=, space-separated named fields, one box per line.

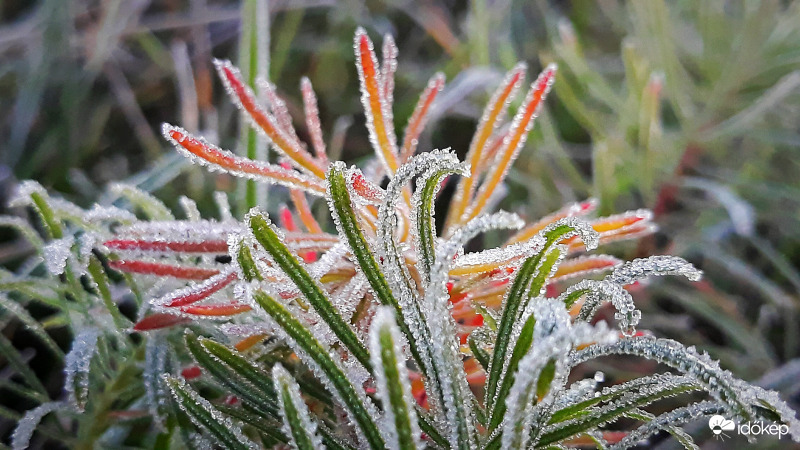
xmin=4 ymin=28 xmax=799 ymax=449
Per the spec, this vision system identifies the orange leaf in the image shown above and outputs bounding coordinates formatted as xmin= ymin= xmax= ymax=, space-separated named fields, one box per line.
xmin=235 ymin=333 xmax=269 ymax=351
xmin=355 ymin=29 xmax=399 ymax=175
xmin=400 ymin=72 xmax=445 ymax=162
xmin=551 ymin=255 xmax=622 ymax=282
xmin=300 ymin=77 xmax=327 ymax=163
xmin=446 ymin=63 xmax=527 ymax=228
xmin=109 ymin=260 xmax=220 ymax=280
xmin=466 ymin=64 xmax=557 ymax=221
xmin=181 ymin=302 xmax=252 ymax=316
xmin=163 ymin=271 xmax=238 ymax=307
xmin=105 ymin=237 xmax=229 ymax=254
xmin=163 ymin=125 xmax=326 ymax=195
xmin=134 ymin=313 xmax=191 ymax=331
xmin=290 ymin=189 xmax=323 ymax=234
xmin=509 ymin=199 xmax=597 ymax=244
xmin=215 ymin=61 xmax=324 ymax=178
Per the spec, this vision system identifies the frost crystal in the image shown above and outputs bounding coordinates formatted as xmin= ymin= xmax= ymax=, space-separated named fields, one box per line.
xmin=565 ymin=279 xmax=641 ymax=336
xmin=64 ymin=327 xmax=101 ymax=411
xmin=213 ymin=191 xmax=233 ymax=221
xmin=8 ymin=180 xmax=47 ymax=208
xmin=43 ymin=236 xmax=74 ymax=275
xmin=609 ymin=401 xmax=726 ymax=449
xmin=607 ymin=255 xmax=703 ymax=285
xmin=11 ymin=402 xmax=64 ymax=450
xmin=164 ymin=375 xmax=258 ymax=449
xmin=144 ymin=337 xmax=170 ymax=430
xmin=424 ymin=211 xmax=523 ymax=446
xmin=84 ymin=204 xmax=137 ymax=223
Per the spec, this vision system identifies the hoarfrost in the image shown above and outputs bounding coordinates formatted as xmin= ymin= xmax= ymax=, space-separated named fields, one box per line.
xmin=9 ymin=180 xmax=47 ymax=208
xmin=64 ymin=327 xmax=101 ymax=411
xmin=213 ymin=191 xmax=233 ymax=222
xmin=607 ymin=255 xmax=703 ymax=286
xmin=109 ymin=183 xmax=174 ymax=220
xmin=0 ymin=215 xmax=44 ymax=249
xmin=369 ymin=307 xmax=422 ymax=450
xmin=43 ymin=236 xmax=74 ymax=275
xmin=83 ymin=204 xmax=137 ymax=223
xmin=454 ymin=217 xmax=597 ymax=270
xmin=423 ymin=211 xmax=523 ymax=446
xmin=300 ymin=77 xmax=327 ymax=161
xmin=179 ymin=196 xmax=201 ymax=221
xmin=503 ymin=299 xmax=617 ymax=448
xmin=332 ymin=272 xmax=368 ymax=320
xmin=164 ymin=375 xmax=258 ymax=449
xmin=272 ymin=364 xmax=324 ymax=450
xmin=354 ymin=28 xmax=399 ymax=176
xmin=567 ymin=279 xmax=641 ymax=336
xmin=144 ymin=337 xmax=170 ymax=430
xmin=11 ymin=402 xmax=64 ymax=450
xmin=609 ymin=401 xmax=726 ymax=449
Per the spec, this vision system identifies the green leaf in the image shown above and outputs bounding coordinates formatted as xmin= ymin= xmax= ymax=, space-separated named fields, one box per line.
xmin=64 ymin=327 xmax=99 ymax=411
xmin=214 ymin=403 xmax=287 ymax=447
xmin=370 ymin=308 xmax=420 ymax=450
xmin=163 ymin=375 xmax=257 ymax=450
xmin=489 ymin=246 xmax=563 ymax=430
xmin=325 ymin=163 xmax=397 ymax=311
xmin=87 ymin=256 xmax=130 ymax=330
xmin=536 ymin=360 xmax=557 ymax=399
xmin=110 ymin=183 xmax=174 ymax=221
xmin=0 ymin=294 xmax=63 ymax=358
xmin=0 ymin=216 xmax=44 ymax=250
xmin=251 ymin=290 xmax=385 ymax=449
xmin=0 ymin=378 xmax=48 ymax=403
xmin=484 ymin=255 xmax=538 ymax=415
xmin=235 ymin=241 xmax=263 ymax=282
xmin=468 ymin=334 xmax=490 ymax=370
xmin=488 ymin=313 xmax=535 ymax=430
xmin=238 ymin=0 xmax=270 ymax=211
xmin=248 ymin=211 xmax=371 ymax=371
xmin=486 ymin=224 xmax=588 ymax=416
xmin=222 ymin=401 xmax=352 ymax=450
xmin=325 ymin=162 xmax=427 ymax=373
xmin=273 ymin=364 xmax=323 ymax=450
xmin=425 ymin=212 xmax=523 ymax=449
xmin=571 ymin=338 xmax=753 ymax=421
xmin=29 ymin=190 xmax=62 ymax=239
xmin=526 ymin=246 xmax=564 ymax=302
xmin=184 ymin=331 xmax=279 ymax=418
xmin=538 ymin=382 xmax=700 ymax=446
xmin=0 ymin=332 xmax=47 ymax=395
xmin=546 ymin=375 xmax=700 ymax=425
xmin=412 ymin=156 xmax=468 ymax=283
xmin=416 ymin=411 xmax=450 ymax=449
xmin=625 ymin=409 xmax=699 ymax=450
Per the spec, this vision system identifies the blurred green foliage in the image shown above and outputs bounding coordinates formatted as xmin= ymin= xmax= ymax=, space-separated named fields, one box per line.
xmin=1 ymin=0 xmax=799 ymax=446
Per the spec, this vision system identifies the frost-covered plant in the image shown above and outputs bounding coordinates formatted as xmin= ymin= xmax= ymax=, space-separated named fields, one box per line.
xmin=4 ymin=28 xmax=799 ymax=449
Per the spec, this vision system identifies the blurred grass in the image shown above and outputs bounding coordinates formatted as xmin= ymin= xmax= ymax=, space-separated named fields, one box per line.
xmin=1 ymin=0 xmax=799 ymax=434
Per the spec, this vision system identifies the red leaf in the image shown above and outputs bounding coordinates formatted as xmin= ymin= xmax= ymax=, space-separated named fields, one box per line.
xmin=134 ymin=313 xmax=191 ymax=331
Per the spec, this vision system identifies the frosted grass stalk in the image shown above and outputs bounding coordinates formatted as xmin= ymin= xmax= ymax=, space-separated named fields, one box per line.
xmin=64 ymin=327 xmax=100 ymax=411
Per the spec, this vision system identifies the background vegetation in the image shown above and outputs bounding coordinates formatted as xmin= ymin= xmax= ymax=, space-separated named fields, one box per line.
xmin=1 ymin=0 xmax=799 ymax=448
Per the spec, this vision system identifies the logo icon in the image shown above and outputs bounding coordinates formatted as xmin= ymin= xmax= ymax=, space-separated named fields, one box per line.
xmin=709 ymin=415 xmax=735 ymax=440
